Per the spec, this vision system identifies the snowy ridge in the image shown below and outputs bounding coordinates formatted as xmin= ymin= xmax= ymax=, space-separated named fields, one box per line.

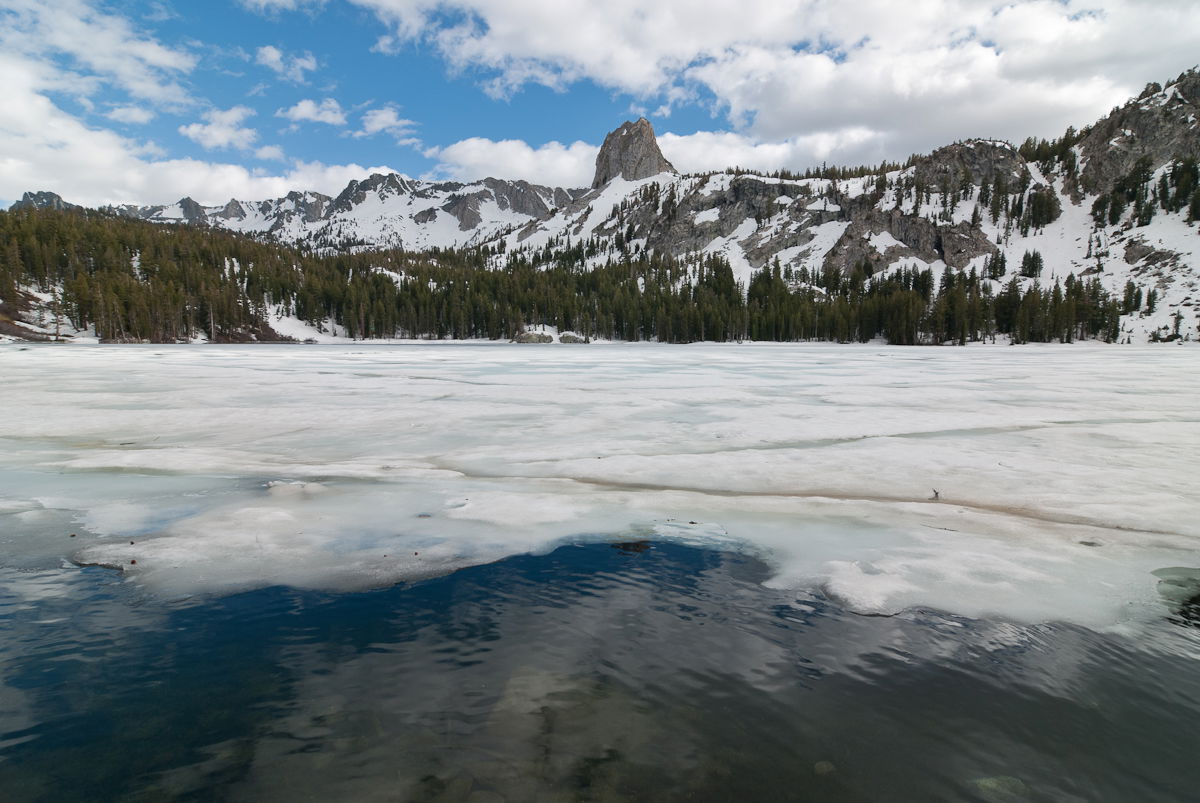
xmin=105 ymin=173 xmax=588 ymax=252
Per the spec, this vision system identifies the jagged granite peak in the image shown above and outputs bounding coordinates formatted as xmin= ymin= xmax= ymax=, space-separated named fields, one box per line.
xmin=214 ymin=199 xmax=247 ymax=220
xmin=592 ymin=118 xmax=677 ymax=188
xmin=177 ymin=197 xmax=207 ymax=223
xmin=329 ymin=173 xmax=416 ymax=215
xmin=10 ymin=191 xmax=79 ymax=212
xmin=280 ymin=190 xmax=331 ymax=223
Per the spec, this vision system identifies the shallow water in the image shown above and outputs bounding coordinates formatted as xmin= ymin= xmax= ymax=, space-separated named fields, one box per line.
xmin=1 ymin=343 xmax=1199 ymax=799
xmin=1 ymin=542 xmax=1199 ymax=802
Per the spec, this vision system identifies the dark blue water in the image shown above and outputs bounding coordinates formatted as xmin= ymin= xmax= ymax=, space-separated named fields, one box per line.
xmin=2 ymin=542 xmax=1199 ymax=802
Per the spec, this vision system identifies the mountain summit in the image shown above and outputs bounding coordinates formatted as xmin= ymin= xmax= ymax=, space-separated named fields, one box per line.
xmin=10 ymin=191 xmax=79 ymax=212
xmin=591 ymin=118 xmax=677 ymax=188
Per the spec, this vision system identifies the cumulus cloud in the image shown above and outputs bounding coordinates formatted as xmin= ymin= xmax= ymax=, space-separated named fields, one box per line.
xmin=658 ymin=129 xmax=885 ymax=175
xmin=255 ymin=144 xmax=286 ymax=161
xmin=0 ymin=0 xmax=194 ymax=107
xmin=425 ymin=137 xmax=599 ymax=187
xmin=347 ymin=0 xmax=1200 ymax=162
xmin=256 ymin=44 xmax=317 ymax=83
xmin=106 ymin=105 xmax=155 ymax=125
xmin=0 ymin=51 xmax=392 ymax=207
xmin=179 ymin=106 xmax=259 ymax=150
xmin=276 ymin=97 xmax=347 ymax=125
xmin=354 ymin=106 xmax=418 ymax=143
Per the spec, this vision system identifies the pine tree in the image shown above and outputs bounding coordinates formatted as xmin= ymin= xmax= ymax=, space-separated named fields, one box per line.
xmin=1019 ymin=250 xmax=1044 ymax=278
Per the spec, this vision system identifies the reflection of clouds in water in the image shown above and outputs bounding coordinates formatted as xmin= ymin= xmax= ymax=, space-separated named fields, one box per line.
xmin=221 ymin=550 xmax=809 ymax=802
xmin=0 ymin=566 xmax=98 ymax=757
xmin=2 ymin=543 xmax=1198 ymax=801
xmin=0 ymin=567 xmax=176 ymax=778
xmin=0 ymin=567 xmax=79 ymax=606
xmin=2 ymin=344 xmax=1198 ymax=626
xmin=184 ymin=546 xmax=1197 ymax=803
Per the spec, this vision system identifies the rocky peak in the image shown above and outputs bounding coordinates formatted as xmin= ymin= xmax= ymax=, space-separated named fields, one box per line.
xmin=10 ymin=191 xmax=78 ymax=212
xmin=281 ymin=190 xmax=330 ymax=222
xmin=1077 ymin=68 xmax=1200 ymax=194
xmin=177 ymin=197 xmax=207 ymax=223
xmin=329 ymin=173 xmax=415 ymax=215
xmin=911 ymin=140 xmax=1029 ymax=190
xmin=592 ymin=118 xmax=677 ymax=189
xmin=214 ymin=199 xmax=246 ymax=220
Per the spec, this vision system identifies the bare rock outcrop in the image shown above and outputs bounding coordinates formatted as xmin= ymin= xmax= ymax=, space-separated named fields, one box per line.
xmin=9 ymin=191 xmax=80 ymax=212
xmin=592 ymin=119 xmax=677 ymax=188
xmin=911 ymin=140 xmax=1029 ymax=190
xmin=824 ymin=209 xmax=997 ymax=274
xmin=1078 ymin=70 xmax=1200 ymax=194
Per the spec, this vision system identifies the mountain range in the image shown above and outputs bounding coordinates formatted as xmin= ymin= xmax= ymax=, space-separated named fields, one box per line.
xmin=8 ymin=68 xmax=1200 ymax=344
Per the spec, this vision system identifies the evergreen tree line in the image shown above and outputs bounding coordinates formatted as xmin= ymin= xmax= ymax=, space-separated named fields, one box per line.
xmin=1 ymin=207 xmax=1126 ymax=345
xmin=746 ymin=260 xmax=1123 ymax=345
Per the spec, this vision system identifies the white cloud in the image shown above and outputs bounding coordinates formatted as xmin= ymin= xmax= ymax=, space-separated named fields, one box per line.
xmin=354 ymin=106 xmax=417 ymax=141
xmin=0 ymin=0 xmax=194 ymax=107
xmin=0 ymin=52 xmax=392 ymax=207
xmin=106 ymin=105 xmax=155 ymax=125
xmin=144 ymin=3 xmax=177 ymax=23
xmin=256 ymin=45 xmax=318 ymax=83
xmin=425 ymin=137 xmax=598 ymax=187
xmin=347 ymin=0 xmax=1200 ymax=161
xmin=276 ymin=97 xmax=347 ymax=125
xmin=179 ymin=106 xmax=259 ymax=150
xmin=658 ymin=129 xmax=885 ymax=175
xmin=239 ymin=0 xmax=323 ymax=12
xmin=255 ymin=144 xmax=286 ymax=161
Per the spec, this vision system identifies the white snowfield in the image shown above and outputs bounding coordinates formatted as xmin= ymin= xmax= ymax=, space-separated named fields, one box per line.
xmin=1 ymin=343 xmax=1197 ymax=630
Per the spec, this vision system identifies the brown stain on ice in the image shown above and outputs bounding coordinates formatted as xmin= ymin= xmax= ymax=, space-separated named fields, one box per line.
xmin=429 ymin=458 xmax=1184 ymax=539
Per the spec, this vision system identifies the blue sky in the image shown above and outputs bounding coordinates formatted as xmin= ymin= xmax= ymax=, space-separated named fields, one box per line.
xmin=2 ymin=0 xmax=1198 ymax=206
xmin=101 ymin=1 xmax=713 ymax=170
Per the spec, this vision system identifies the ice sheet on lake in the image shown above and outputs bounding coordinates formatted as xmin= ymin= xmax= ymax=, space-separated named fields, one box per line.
xmin=1 ymin=343 xmax=1198 ymax=628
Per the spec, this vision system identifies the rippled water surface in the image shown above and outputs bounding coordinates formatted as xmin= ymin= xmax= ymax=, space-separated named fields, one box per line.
xmin=2 ymin=542 xmax=1199 ymax=802
xmin=2 ymin=343 xmax=1199 ymax=800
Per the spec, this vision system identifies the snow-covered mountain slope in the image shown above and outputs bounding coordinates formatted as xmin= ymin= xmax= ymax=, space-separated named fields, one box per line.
xmin=92 ymin=173 xmax=590 ymax=252
xmin=484 ymin=73 xmax=1200 ymax=342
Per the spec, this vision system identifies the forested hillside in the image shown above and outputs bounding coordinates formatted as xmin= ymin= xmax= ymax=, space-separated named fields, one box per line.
xmin=0 ymin=206 xmax=1125 ymax=344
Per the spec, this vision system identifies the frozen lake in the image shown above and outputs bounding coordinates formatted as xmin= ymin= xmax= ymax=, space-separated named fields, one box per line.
xmin=2 ymin=343 xmax=1199 ymax=800
xmin=3 ymin=343 xmax=1198 ymax=626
